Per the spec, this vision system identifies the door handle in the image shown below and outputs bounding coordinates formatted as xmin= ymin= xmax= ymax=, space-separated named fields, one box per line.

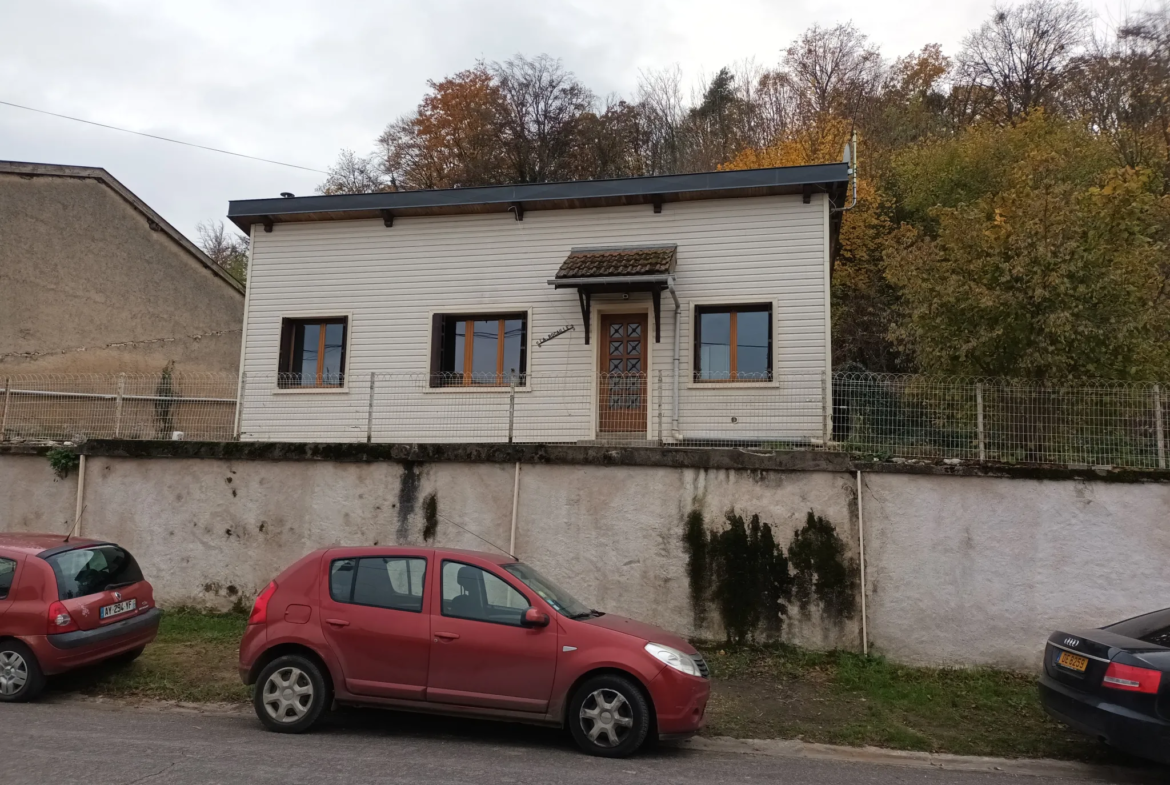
xmin=434 ymin=632 xmax=460 ymax=641
xmin=325 ymin=618 xmax=350 ymax=627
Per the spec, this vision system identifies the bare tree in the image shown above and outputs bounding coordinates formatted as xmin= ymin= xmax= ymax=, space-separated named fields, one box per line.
xmin=635 ymin=66 xmax=689 ymax=174
xmin=195 ymin=220 xmax=249 ymax=282
xmin=958 ymin=0 xmax=1090 ymax=123
xmin=783 ymin=23 xmax=885 ymax=121
xmin=317 ymin=148 xmax=391 ymax=195
xmin=491 ymin=55 xmax=594 ymax=183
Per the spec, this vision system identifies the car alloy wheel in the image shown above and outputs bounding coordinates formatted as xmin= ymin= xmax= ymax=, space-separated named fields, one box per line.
xmin=579 ymin=688 xmax=634 ymax=748
xmin=261 ymin=666 xmax=314 ymax=723
xmin=0 ymin=651 xmax=28 ymax=697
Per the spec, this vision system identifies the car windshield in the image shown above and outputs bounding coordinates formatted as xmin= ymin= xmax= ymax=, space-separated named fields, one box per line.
xmin=504 ymin=563 xmax=592 ymax=619
xmin=46 ymin=545 xmax=144 ymax=600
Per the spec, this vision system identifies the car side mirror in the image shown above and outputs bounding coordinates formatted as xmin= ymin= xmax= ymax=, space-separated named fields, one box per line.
xmin=522 ymin=608 xmax=550 ymax=628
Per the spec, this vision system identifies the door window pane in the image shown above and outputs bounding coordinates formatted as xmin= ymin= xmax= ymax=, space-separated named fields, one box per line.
xmin=0 ymin=558 xmax=14 ymax=600
xmin=352 ymin=557 xmax=426 ymax=612
xmin=736 ymin=311 xmax=770 ymax=380
xmin=441 ymin=561 xmax=529 ymax=626
xmin=699 ymin=312 xmax=731 ymax=380
xmin=329 ymin=558 xmax=355 ymax=602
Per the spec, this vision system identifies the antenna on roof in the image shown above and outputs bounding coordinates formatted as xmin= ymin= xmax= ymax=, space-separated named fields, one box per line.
xmin=832 ymin=127 xmax=859 ymax=214
xmin=434 ymin=512 xmax=515 ymax=559
xmin=63 ymin=504 xmax=87 ymax=543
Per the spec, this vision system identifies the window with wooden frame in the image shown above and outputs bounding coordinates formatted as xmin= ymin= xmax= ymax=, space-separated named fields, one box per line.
xmin=693 ymin=304 xmax=772 ymax=382
xmin=278 ymin=317 xmax=348 ymax=388
xmin=431 ymin=313 xmax=527 ymax=387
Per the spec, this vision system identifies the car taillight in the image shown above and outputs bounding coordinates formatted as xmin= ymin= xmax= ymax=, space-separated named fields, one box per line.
xmin=47 ymin=601 xmax=79 ymax=634
xmin=248 ymin=581 xmax=277 ymax=625
xmin=1103 ymin=662 xmax=1162 ymax=694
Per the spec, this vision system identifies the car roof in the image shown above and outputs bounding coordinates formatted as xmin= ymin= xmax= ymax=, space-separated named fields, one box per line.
xmin=322 ymin=545 xmax=516 ymax=565
xmin=0 ymin=532 xmax=107 ymax=556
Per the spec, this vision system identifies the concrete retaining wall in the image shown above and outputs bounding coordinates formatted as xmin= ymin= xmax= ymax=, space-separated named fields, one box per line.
xmin=2 ymin=449 xmax=1167 ymax=669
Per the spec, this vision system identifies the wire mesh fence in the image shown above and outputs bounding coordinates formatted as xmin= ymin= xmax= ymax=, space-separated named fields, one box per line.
xmin=2 ymin=371 xmax=1166 ymax=470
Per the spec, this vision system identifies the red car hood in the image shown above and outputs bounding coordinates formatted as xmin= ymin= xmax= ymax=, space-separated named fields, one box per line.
xmin=578 ymin=613 xmax=695 ymax=653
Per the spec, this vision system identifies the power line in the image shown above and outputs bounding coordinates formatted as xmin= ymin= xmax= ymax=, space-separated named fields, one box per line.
xmin=0 ymin=99 xmax=328 ymax=174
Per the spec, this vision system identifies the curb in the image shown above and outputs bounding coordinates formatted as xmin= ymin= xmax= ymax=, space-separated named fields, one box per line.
xmin=683 ymin=737 xmax=1162 ymax=783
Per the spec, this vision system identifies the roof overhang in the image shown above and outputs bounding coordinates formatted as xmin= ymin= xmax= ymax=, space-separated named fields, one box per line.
xmin=548 ymin=273 xmax=678 ymax=345
xmin=227 ymin=163 xmax=850 ymax=233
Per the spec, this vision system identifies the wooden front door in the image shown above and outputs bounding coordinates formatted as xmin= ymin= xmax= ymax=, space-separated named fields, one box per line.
xmin=599 ymin=313 xmax=648 ymax=433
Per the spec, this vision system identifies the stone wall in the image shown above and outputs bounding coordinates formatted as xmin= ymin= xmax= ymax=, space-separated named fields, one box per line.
xmin=2 ymin=446 xmax=1167 ymax=669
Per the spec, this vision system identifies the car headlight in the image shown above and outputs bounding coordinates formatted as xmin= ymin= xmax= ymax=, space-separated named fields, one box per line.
xmin=645 ymin=642 xmax=700 ymax=676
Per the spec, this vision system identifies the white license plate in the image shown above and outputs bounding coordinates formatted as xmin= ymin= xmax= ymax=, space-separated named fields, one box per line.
xmin=100 ymin=599 xmax=136 ymax=619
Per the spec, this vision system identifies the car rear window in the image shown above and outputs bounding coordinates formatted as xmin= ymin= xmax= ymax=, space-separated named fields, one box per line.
xmin=46 ymin=545 xmax=145 ymax=600
xmin=1106 ymin=607 xmax=1170 ymax=647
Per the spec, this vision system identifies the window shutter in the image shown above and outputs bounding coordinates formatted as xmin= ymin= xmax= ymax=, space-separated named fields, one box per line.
xmin=278 ymin=319 xmax=294 ymax=377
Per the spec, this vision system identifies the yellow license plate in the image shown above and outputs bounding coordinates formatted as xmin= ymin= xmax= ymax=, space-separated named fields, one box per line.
xmin=1058 ymin=651 xmax=1089 ymax=672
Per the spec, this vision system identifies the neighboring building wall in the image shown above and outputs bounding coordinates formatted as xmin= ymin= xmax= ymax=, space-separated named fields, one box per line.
xmin=3 ymin=448 xmax=1166 ymax=668
xmin=0 ymin=171 xmax=244 ymax=375
xmin=240 ymin=194 xmax=829 ymax=443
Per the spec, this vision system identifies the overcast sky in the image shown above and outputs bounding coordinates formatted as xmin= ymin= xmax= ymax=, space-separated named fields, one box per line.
xmin=0 ymin=0 xmax=1135 ymax=243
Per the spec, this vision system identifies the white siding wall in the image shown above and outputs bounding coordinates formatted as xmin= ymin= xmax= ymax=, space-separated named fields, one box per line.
xmin=239 ymin=194 xmax=829 ymax=443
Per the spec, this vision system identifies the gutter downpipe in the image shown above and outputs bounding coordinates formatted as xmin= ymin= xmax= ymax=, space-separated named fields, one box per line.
xmin=508 ymin=462 xmax=521 ymax=557
xmin=74 ymin=455 xmax=87 ymax=539
xmin=856 ymin=469 xmax=868 ymax=656
xmin=668 ymin=276 xmax=680 ymax=440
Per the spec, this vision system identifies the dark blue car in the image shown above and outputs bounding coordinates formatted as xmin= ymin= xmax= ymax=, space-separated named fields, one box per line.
xmin=1039 ymin=607 xmax=1170 ymax=765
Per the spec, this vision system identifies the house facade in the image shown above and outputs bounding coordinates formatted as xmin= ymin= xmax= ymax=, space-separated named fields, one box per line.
xmin=0 ymin=161 xmax=245 ymax=375
xmin=228 ymin=164 xmax=849 ymax=445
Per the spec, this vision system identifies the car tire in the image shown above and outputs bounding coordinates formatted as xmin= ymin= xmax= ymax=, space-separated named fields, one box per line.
xmin=0 ymin=640 xmax=45 ymax=703
xmin=568 ymin=674 xmax=651 ymax=758
xmin=253 ymin=654 xmax=331 ymax=734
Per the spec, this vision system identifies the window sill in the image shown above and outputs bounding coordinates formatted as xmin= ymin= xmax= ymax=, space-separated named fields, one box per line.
xmin=686 ymin=380 xmax=780 ymax=390
xmin=422 ymin=385 xmax=532 ymax=394
xmin=271 ymin=386 xmax=351 ymax=395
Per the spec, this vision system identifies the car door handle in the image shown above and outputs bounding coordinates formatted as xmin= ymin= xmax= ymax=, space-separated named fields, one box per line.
xmin=325 ymin=618 xmax=350 ymax=627
xmin=434 ymin=632 xmax=460 ymax=641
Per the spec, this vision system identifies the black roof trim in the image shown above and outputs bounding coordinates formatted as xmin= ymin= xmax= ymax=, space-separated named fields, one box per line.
xmin=227 ymin=163 xmax=849 ymax=231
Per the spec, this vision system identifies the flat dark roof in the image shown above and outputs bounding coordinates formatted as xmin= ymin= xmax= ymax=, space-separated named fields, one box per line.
xmin=227 ymin=163 xmax=850 ymax=232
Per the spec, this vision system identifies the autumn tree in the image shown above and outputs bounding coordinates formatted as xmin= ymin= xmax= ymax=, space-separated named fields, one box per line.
xmin=886 ymin=162 xmax=1170 ymax=379
xmin=195 ymin=220 xmax=249 ymax=282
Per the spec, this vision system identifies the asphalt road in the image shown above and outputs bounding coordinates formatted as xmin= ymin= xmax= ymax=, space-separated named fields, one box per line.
xmin=0 ymin=699 xmax=1154 ymax=785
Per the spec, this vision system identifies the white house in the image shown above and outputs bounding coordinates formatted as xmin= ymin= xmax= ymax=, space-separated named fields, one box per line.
xmin=228 ymin=164 xmax=850 ymax=445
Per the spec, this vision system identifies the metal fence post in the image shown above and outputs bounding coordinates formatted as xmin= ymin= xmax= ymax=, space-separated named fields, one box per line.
xmin=976 ymin=382 xmax=986 ymax=461
xmin=113 ymin=373 xmax=126 ymax=438
xmin=1155 ymin=383 xmax=1166 ymax=470
xmin=0 ymin=377 xmax=10 ymax=442
xmin=821 ymin=370 xmax=830 ymax=447
xmin=366 ymin=372 xmax=376 ymax=444
xmin=657 ymin=370 xmax=663 ymax=446
xmin=507 ymin=372 xmax=516 ymax=444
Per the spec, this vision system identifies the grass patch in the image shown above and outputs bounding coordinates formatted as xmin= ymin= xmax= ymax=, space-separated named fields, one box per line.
xmin=696 ymin=642 xmax=1125 ymax=763
xmin=51 ymin=611 xmax=1124 ymax=763
xmin=48 ymin=607 xmax=250 ymax=704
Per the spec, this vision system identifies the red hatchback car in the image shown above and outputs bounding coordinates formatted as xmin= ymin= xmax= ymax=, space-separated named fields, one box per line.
xmin=239 ymin=546 xmax=710 ymax=757
xmin=0 ymin=533 xmax=160 ymax=702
